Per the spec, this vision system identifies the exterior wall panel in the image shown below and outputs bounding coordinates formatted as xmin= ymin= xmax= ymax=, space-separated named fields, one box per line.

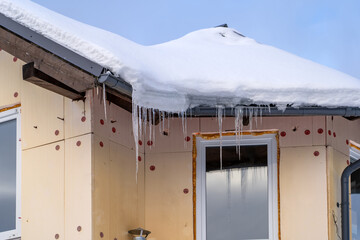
xmin=65 ymin=134 xmax=92 ymax=240
xmin=280 ymin=146 xmax=328 ymax=240
xmin=21 ymin=79 xmax=64 ymax=150
xmin=0 ymin=50 xmax=22 ymax=107
xmin=144 ymin=152 xmax=193 ymax=240
xmin=22 ymin=141 xmax=65 ymax=240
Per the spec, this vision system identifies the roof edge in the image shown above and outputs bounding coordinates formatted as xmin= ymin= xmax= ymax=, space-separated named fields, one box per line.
xmin=0 ymin=13 xmax=104 ymax=76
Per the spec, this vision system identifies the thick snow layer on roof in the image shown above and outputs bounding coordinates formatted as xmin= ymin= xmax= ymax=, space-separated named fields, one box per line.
xmin=2 ymin=0 xmax=360 ymax=112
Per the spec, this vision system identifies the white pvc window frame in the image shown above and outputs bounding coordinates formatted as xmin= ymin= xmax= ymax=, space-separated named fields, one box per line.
xmin=0 ymin=108 xmax=21 ymax=240
xmin=195 ymin=133 xmax=279 ymax=240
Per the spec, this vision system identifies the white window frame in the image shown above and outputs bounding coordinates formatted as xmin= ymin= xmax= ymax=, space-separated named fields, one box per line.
xmin=195 ymin=133 xmax=278 ymax=240
xmin=0 ymin=108 xmax=21 ymax=240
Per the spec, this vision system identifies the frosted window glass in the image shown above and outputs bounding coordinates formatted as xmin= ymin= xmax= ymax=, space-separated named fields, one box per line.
xmin=206 ymin=146 xmax=268 ymax=240
xmin=0 ymin=119 xmax=17 ymax=232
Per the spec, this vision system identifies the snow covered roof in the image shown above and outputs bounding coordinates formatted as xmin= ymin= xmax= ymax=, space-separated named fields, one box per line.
xmin=1 ymin=0 xmax=360 ymax=112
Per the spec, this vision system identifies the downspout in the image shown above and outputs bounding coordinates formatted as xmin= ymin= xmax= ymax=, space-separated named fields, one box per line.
xmin=341 ymin=159 xmax=360 ymax=240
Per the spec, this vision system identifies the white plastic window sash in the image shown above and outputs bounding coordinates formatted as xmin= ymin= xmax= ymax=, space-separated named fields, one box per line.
xmin=0 ymin=108 xmax=21 ymax=240
xmin=195 ymin=133 xmax=278 ymax=240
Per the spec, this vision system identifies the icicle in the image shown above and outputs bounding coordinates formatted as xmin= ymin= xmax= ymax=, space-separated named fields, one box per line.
xmin=132 ymin=103 xmax=139 ymax=183
xmin=162 ymin=112 xmax=165 ymax=134
xmin=152 ymin=109 xmax=156 ymax=145
xmin=139 ymin=107 xmax=143 ymax=140
xmin=102 ymin=83 xmax=107 ymax=121
xmin=259 ymin=107 xmax=263 ymax=125
xmin=159 ymin=111 xmax=162 ymax=134
xmin=217 ymin=106 xmax=224 ymax=170
xmin=167 ymin=113 xmax=170 ymax=132
xmin=149 ymin=108 xmax=152 ymax=144
xmin=254 ymin=108 xmax=258 ymax=129
xmin=249 ymin=107 xmax=253 ymax=131
xmin=235 ymin=107 xmax=240 ymax=154
xmin=184 ymin=112 xmax=187 ymax=137
xmin=234 ymin=106 xmax=243 ymax=160
xmin=183 ymin=111 xmax=188 ymax=148
xmin=143 ymin=107 xmax=147 ymax=139
xmin=180 ymin=111 xmax=186 ymax=137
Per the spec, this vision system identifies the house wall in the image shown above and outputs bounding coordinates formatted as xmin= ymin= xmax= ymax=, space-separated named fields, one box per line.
xmin=90 ymin=101 xmax=332 ymax=240
xmin=91 ymin=95 xmax=145 ymax=240
xmin=4 ymin=45 xmax=360 ymax=240
xmin=325 ymin=116 xmax=360 ymax=240
xmin=140 ymin=115 xmax=329 ymax=240
xmin=0 ymin=49 xmax=93 ymax=240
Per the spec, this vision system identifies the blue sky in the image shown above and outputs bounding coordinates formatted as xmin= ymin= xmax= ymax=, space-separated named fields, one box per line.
xmin=32 ymin=0 xmax=360 ymax=79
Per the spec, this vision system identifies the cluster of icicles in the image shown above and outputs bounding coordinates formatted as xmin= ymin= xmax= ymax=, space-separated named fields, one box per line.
xmin=132 ymin=103 xmax=272 ymax=181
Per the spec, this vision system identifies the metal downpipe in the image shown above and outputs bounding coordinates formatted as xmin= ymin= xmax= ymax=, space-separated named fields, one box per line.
xmin=341 ymin=159 xmax=360 ymax=240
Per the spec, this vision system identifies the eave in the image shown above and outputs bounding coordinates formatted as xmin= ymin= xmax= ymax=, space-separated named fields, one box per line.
xmin=0 ymin=13 xmax=133 ymax=111
xmin=1 ymin=13 xmax=359 ymax=118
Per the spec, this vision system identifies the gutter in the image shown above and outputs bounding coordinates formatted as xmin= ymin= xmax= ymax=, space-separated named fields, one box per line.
xmin=189 ymin=106 xmax=360 ymax=117
xmin=98 ymin=73 xmax=132 ymax=97
xmin=341 ymin=159 xmax=360 ymax=240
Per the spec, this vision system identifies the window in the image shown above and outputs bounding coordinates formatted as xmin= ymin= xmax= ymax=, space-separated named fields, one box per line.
xmin=195 ymin=132 xmax=279 ymax=240
xmin=350 ymin=142 xmax=360 ymax=240
xmin=0 ymin=108 xmax=21 ymax=240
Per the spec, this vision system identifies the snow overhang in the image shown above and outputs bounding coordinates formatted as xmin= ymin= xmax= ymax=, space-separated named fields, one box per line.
xmin=98 ymin=73 xmax=360 ymax=117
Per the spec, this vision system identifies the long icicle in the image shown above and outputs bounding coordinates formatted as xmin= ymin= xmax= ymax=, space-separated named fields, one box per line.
xmin=102 ymin=83 xmax=107 ymax=121
xmin=139 ymin=106 xmax=143 ymax=140
xmin=132 ymin=103 xmax=139 ymax=183
xmin=149 ymin=108 xmax=152 ymax=145
xmin=249 ymin=107 xmax=253 ymax=131
xmin=152 ymin=109 xmax=156 ymax=146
